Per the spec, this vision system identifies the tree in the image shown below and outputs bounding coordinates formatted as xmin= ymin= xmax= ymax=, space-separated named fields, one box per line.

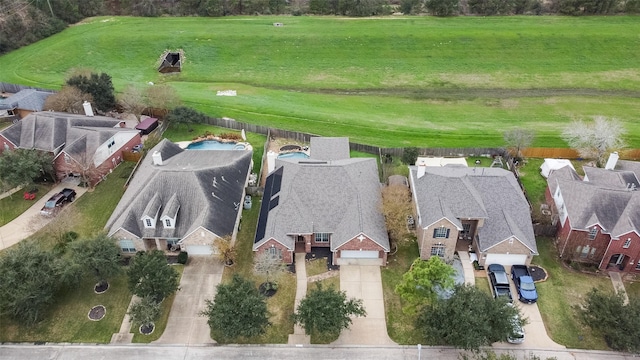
xmin=71 ymin=234 xmax=122 ymax=288
xmin=401 ymin=147 xmax=419 ymax=165
xmin=128 ymin=296 xmax=161 ymax=330
xmin=401 ymin=0 xmax=422 ymax=14
xmin=201 ymin=274 xmax=270 ymax=342
xmin=395 ymin=257 xmax=455 ymax=314
xmin=56 ymin=150 xmax=111 ymax=189
xmin=0 ymin=242 xmax=62 ymax=325
xmin=214 ymin=235 xmax=237 ymax=266
xmin=117 ymin=85 xmax=148 ymax=122
xmin=66 ymin=72 xmax=116 ymax=112
xmin=43 ymin=85 xmax=94 ymax=114
xmin=425 ymin=0 xmax=460 ymax=16
xmin=0 ymin=148 xmax=54 ymax=189
xmin=293 ymin=282 xmax=366 ymax=338
xmin=578 ymin=287 xmax=640 ymax=352
xmin=503 ymin=128 xmax=534 ymax=160
xmin=416 ymin=284 xmax=521 ymax=350
xmin=562 ymin=116 xmax=626 ymax=167
xmin=127 ymin=250 xmax=179 ymax=303
xmin=145 ymin=84 xmax=181 ymax=117
xmin=253 ymin=250 xmax=287 ymax=292
xmin=380 ymin=184 xmax=413 ymax=246
xmin=166 ymin=106 xmax=207 ymax=131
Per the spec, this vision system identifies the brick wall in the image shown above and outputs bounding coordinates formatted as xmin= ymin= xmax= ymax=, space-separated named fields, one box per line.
xmin=334 ymin=233 xmax=387 ymax=265
xmin=479 ymin=238 xmax=534 ymax=266
xmin=602 ymin=232 xmax=640 ymax=272
xmin=559 ymin=225 xmax=610 ymax=264
xmin=255 ymin=238 xmax=294 ymax=264
xmin=111 ymin=228 xmax=144 ymax=256
xmin=419 ymin=218 xmax=458 ymax=262
xmin=0 ymin=134 xmax=15 ymax=154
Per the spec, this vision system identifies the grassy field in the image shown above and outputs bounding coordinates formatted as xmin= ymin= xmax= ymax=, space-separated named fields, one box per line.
xmin=1 ymin=16 xmax=639 ymax=148
xmin=0 ymin=183 xmax=54 ymax=227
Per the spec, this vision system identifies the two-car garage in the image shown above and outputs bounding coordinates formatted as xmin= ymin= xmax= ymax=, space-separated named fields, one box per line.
xmin=183 ymin=245 xmax=214 ymax=256
xmin=484 ymin=253 xmax=528 ymax=267
xmin=338 ymin=250 xmax=383 ymax=266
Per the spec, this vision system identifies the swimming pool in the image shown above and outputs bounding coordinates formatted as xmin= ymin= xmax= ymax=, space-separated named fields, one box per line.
xmin=278 ymin=151 xmax=310 ymax=159
xmin=186 ymin=140 xmax=247 ymax=150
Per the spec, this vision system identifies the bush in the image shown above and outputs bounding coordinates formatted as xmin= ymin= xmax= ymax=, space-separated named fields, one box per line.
xmin=401 ymin=147 xmax=419 ymax=165
xmin=177 ymin=251 xmax=188 ymax=265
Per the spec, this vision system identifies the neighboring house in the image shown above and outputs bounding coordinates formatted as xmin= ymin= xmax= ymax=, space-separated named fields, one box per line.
xmin=0 ymin=89 xmax=54 ymax=119
xmin=409 ymin=165 xmax=538 ymax=266
xmin=106 ymin=139 xmax=252 ymax=256
xmin=546 ymin=155 xmax=640 ymax=273
xmin=253 ymin=137 xmax=390 ymax=265
xmin=0 ymin=111 xmax=140 ymax=186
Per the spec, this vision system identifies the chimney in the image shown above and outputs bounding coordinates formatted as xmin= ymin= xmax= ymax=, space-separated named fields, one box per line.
xmin=605 ymin=151 xmax=619 ymax=170
xmin=83 ymin=101 xmax=94 ymax=117
xmin=152 ymin=151 xmax=163 ymax=166
xmin=417 ymin=161 xmax=426 ymax=179
xmin=267 ymin=151 xmax=278 ymax=174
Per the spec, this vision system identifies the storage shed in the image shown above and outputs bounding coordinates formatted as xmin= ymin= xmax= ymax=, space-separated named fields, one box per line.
xmin=540 ymin=159 xmax=575 ymax=178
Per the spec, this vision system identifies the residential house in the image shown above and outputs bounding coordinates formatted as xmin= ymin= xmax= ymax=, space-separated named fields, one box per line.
xmin=106 ymin=139 xmax=252 ymax=256
xmin=253 ymin=137 xmax=390 ymax=265
xmin=0 ymin=89 xmax=54 ymax=119
xmin=409 ymin=165 xmax=538 ymax=266
xmin=546 ymin=155 xmax=640 ymax=273
xmin=0 ymin=111 xmax=140 ymax=186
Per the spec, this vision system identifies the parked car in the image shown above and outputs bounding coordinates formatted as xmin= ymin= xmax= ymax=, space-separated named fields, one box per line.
xmin=488 ymin=264 xmax=513 ymax=302
xmin=511 ymin=265 xmax=538 ymax=304
xmin=40 ymin=188 xmax=76 ymax=216
xmin=506 ymin=303 xmax=525 ymax=344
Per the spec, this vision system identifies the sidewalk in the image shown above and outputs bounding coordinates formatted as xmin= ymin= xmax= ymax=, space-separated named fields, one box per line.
xmin=0 ymin=180 xmax=86 ymax=251
xmin=609 ymin=271 xmax=629 ymax=305
xmin=288 ymin=253 xmax=311 ymax=345
xmin=457 ymin=251 xmax=476 ymax=286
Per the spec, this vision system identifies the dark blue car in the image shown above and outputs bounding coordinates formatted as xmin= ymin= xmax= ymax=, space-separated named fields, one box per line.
xmin=511 ymin=265 xmax=538 ymax=304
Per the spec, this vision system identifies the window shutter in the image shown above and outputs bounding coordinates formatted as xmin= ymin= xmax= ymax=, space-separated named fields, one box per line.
xmin=433 ymin=229 xmax=437 ymax=237
xmin=446 ymin=229 xmax=450 ymax=238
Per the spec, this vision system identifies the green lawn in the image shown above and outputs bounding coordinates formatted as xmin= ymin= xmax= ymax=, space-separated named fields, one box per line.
xmin=0 ymin=183 xmax=54 ymax=227
xmin=1 ymin=16 xmax=639 ymax=148
xmin=306 ymin=257 xmax=330 ymax=278
xmin=532 ymin=237 xmax=613 ymax=350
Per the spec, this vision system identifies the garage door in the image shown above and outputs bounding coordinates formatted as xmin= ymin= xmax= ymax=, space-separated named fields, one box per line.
xmin=185 ymin=245 xmax=213 ymax=256
xmin=341 ymin=250 xmax=379 ymax=259
xmin=485 ymin=253 xmax=527 ymax=266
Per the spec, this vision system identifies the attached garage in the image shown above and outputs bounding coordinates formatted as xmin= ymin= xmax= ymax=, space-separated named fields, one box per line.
xmin=184 ymin=245 xmax=214 ymax=256
xmin=341 ymin=250 xmax=379 ymax=259
xmin=484 ymin=253 xmax=527 ymax=266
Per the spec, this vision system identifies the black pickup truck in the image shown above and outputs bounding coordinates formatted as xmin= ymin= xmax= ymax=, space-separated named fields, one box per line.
xmin=488 ymin=264 xmax=513 ymax=302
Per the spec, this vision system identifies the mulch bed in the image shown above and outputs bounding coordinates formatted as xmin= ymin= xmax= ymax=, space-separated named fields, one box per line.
xmin=140 ymin=323 xmax=155 ymax=335
xmin=88 ymin=305 xmax=106 ymax=321
xmin=94 ymin=282 xmax=109 ymax=294
xmin=528 ymin=265 xmax=548 ymax=282
xmin=259 ymin=282 xmax=277 ymax=297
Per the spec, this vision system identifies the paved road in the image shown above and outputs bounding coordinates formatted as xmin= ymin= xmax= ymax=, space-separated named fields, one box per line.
xmin=0 ymin=344 xmax=637 ymax=360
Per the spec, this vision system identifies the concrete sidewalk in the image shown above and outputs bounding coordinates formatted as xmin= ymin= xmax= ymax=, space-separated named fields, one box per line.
xmin=609 ymin=271 xmax=629 ymax=305
xmin=457 ymin=251 xmax=476 ymax=286
xmin=288 ymin=253 xmax=311 ymax=345
xmin=0 ymin=181 xmax=86 ymax=251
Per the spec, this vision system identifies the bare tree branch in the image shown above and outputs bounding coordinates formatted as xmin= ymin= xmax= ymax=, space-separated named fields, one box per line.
xmin=562 ymin=116 xmax=626 ymax=167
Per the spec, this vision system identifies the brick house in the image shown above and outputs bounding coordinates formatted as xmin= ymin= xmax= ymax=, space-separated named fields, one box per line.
xmin=0 ymin=89 xmax=54 ymax=120
xmin=106 ymin=139 xmax=252 ymax=256
xmin=409 ymin=165 xmax=538 ymax=266
xmin=546 ymin=158 xmax=640 ymax=273
xmin=0 ymin=111 xmax=140 ymax=187
xmin=253 ymin=137 xmax=389 ymax=265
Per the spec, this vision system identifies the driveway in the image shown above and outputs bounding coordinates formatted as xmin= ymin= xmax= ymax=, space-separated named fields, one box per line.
xmin=153 ymin=256 xmax=222 ymax=345
xmin=0 ymin=181 xmax=86 ymax=251
xmin=331 ymin=265 xmax=396 ymax=345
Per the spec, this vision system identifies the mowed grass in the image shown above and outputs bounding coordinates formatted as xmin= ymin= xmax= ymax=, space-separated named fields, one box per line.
xmin=0 ymin=183 xmax=54 ymax=226
xmin=532 ymin=237 xmax=613 ymax=350
xmin=0 ymin=16 xmax=639 ymax=148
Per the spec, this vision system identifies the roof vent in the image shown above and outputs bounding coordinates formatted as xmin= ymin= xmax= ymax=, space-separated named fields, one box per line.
xmin=152 ymin=151 xmax=163 ymax=166
xmin=605 ymin=151 xmax=619 ymax=170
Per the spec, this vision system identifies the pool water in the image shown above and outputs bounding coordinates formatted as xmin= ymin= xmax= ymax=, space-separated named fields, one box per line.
xmin=278 ymin=151 xmax=310 ymax=159
xmin=186 ymin=140 xmax=246 ymax=150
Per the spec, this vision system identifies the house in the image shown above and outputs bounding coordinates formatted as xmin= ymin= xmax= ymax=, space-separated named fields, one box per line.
xmin=409 ymin=165 xmax=538 ymax=266
xmin=106 ymin=139 xmax=252 ymax=256
xmin=546 ymin=155 xmax=640 ymax=273
xmin=0 ymin=89 xmax=54 ymax=119
xmin=0 ymin=111 xmax=140 ymax=186
xmin=253 ymin=137 xmax=390 ymax=265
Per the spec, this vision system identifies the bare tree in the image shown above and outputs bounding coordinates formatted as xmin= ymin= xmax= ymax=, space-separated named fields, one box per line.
xmin=562 ymin=116 xmax=626 ymax=167
xmin=503 ymin=128 xmax=534 ymax=159
xmin=214 ymin=235 xmax=237 ymax=266
xmin=117 ymin=84 xmax=147 ymax=122
xmin=380 ymin=184 xmax=413 ymax=248
xmin=254 ymin=250 xmax=287 ymax=285
xmin=145 ymin=84 xmax=181 ymax=118
xmin=43 ymin=86 xmax=93 ymax=114
xmin=57 ymin=151 xmax=111 ymax=189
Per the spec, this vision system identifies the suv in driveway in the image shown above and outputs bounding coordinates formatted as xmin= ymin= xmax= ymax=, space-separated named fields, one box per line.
xmin=488 ymin=264 xmax=513 ymax=302
xmin=40 ymin=188 xmax=76 ymax=216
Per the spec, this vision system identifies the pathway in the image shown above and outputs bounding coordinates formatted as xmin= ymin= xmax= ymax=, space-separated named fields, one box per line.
xmin=609 ymin=271 xmax=630 ymax=305
xmin=457 ymin=251 xmax=476 ymax=286
xmin=110 ymin=295 xmax=139 ymax=344
xmin=288 ymin=253 xmax=311 ymax=345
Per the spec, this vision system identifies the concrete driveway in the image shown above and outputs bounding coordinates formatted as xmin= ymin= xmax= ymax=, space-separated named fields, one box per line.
xmin=0 ymin=181 xmax=86 ymax=251
xmin=331 ymin=265 xmax=396 ymax=345
xmin=153 ymin=257 xmax=222 ymax=345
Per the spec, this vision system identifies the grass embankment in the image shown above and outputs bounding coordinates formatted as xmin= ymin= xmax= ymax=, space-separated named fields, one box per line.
xmin=0 ymin=183 xmax=53 ymax=227
xmin=1 ymin=16 xmax=639 ymax=148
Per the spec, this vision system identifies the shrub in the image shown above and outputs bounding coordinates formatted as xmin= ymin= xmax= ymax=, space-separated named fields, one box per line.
xmin=177 ymin=251 xmax=188 ymax=264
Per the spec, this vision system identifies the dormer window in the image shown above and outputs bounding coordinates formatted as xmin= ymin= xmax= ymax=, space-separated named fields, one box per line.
xmin=145 ymin=219 xmax=152 ymax=227
xmin=160 ymin=193 xmax=180 ymax=229
xmin=141 ymin=193 xmax=162 ymax=229
xmin=165 ymin=219 xmax=171 ymax=227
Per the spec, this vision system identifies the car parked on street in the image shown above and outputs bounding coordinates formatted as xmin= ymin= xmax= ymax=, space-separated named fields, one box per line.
xmin=40 ymin=188 xmax=76 ymax=216
xmin=511 ymin=265 xmax=538 ymax=304
xmin=488 ymin=264 xmax=513 ymax=302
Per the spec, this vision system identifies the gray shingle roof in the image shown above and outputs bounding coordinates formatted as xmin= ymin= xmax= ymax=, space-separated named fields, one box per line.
xmin=254 ymin=157 xmax=389 ymax=252
xmin=410 ymin=166 xmax=537 ymax=254
xmin=309 ymin=137 xmax=350 ymax=161
xmin=583 ymin=166 xmax=640 ymax=189
xmin=0 ymin=89 xmax=53 ymax=111
xmin=106 ymin=139 xmax=252 ymax=240
xmin=548 ymin=164 xmax=640 ymax=238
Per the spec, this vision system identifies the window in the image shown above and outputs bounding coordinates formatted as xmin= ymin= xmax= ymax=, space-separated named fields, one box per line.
xmin=433 ymin=227 xmax=450 ymax=239
xmin=580 ymin=245 xmax=591 ymax=258
xmin=64 ymin=153 xmax=71 ymax=164
xmin=165 ymin=219 xmax=172 ymax=227
xmin=315 ymin=233 xmax=330 ymax=243
xmin=624 ymin=238 xmax=632 ymax=249
xmin=119 ymin=240 xmax=136 ymax=253
xmin=431 ymin=244 xmax=446 ymax=257
xmin=145 ymin=218 xmax=152 ymax=228
xmin=636 ymin=262 xmax=640 ymax=270
xmin=588 ymin=227 xmax=598 ymax=240
xmin=267 ymin=247 xmax=282 ymax=260
xmin=462 ymin=223 xmax=471 ymax=236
